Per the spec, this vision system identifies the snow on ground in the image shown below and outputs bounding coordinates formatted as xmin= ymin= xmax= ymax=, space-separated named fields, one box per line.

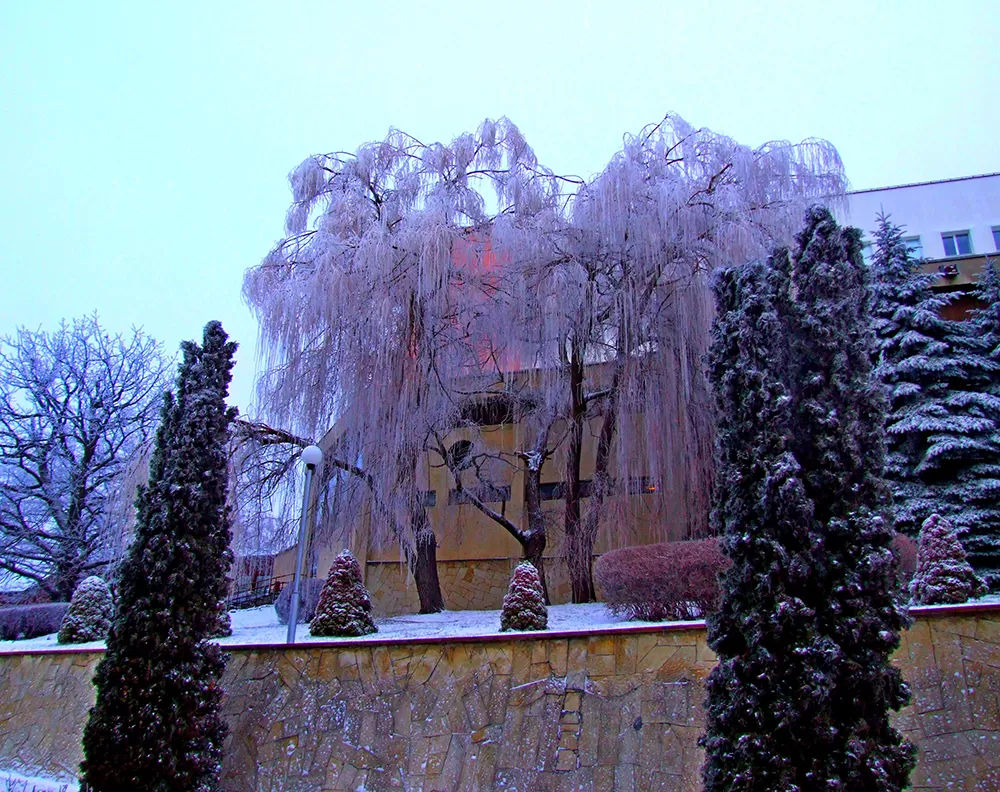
xmin=0 ymin=602 xmax=684 ymax=652
xmin=0 ymin=770 xmax=78 ymax=792
xmin=3 ymin=595 xmax=998 ymax=653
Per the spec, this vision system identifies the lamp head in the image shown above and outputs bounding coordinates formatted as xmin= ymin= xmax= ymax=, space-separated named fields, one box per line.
xmin=301 ymin=445 xmax=323 ymax=468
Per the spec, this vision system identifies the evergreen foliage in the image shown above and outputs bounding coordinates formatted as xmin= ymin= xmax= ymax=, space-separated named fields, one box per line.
xmin=702 ymin=207 xmax=914 ymax=792
xmin=309 ymin=550 xmax=377 ymax=637
xmin=910 ymin=514 xmax=986 ymax=604
xmin=80 ymin=322 xmax=237 ymax=792
xmin=499 ymin=562 xmax=547 ymax=632
xmin=870 ymin=215 xmax=1000 ymax=583
xmin=965 ymin=260 xmax=1000 ymax=589
xmin=57 ymin=576 xmax=113 ymax=644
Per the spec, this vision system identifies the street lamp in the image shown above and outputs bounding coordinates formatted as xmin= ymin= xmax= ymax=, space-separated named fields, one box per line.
xmin=286 ymin=444 xmax=323 ymax=643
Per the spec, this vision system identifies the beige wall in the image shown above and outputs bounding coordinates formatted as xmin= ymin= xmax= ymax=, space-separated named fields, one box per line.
xmin=1 ymin=604 xmax=998 ymax=790
xmin=271 ymin=406 xmax=688 ymax=612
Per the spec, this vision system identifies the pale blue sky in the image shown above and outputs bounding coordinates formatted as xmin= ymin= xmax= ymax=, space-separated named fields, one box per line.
xmin=2 ymin=1 xmax=997 ymax=419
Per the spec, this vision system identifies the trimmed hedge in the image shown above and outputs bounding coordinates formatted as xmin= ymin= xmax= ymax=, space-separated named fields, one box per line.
xmin=595 ymin=539 xmax=730 ymax=621
xmin=0 ymin=603 xmax=70 ymax=641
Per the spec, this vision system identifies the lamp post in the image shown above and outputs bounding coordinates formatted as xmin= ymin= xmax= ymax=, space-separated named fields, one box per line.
xmin=286 ymin=444 xmax=323 ymax=644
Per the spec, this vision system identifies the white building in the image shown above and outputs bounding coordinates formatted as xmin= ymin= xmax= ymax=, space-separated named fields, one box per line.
xmin=839 ymin=172 xmax=1000 ymax=316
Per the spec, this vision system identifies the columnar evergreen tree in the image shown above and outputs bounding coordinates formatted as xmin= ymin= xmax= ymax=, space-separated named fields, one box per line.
xmin=81 ymin=322 xmax=237 ymax=792
xmin=703 ymin=207 xmax=914 ymax=792
xmin=870 ymin=214 xmax=1000 ymax=561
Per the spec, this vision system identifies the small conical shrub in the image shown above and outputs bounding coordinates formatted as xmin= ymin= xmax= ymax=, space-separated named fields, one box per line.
xmin=58 ymin=576 xmax=113 ymax=644
xmin=309 ymin=550 xmax=377 ymax=637
xmin=500 ymin=562 xmax=547 ymax=632
xmin=910 ymin=514 xmax=986 ymax=605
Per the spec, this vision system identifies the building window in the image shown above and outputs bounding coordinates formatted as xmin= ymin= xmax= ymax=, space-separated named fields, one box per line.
xmin=903 ymin=236 xmax=922 ymax=259
xmin=448 ymin=484 xmax=511 ymax=505
xmin=992 ymin=226 xmax=1000 ymax=252
xmin=941 ymin=231 xmax=972 ymax=257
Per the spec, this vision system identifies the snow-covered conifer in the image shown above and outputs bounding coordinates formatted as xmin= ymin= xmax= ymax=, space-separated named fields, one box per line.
xmin=57 ymin=576 xmax=113 ymax=644
xmin=81 ymin=322 xmax=237 ymax=792
xmin=703 ymin=208 xmax=914 ymax=791
xmin=965 ymin=260 xmax=1000 ymax=589
xmin=309 ymin=550 xmax=377 ymax=637
xmin=910 ymin=514 xmax=986 ymax=604
xmin=870 ymin=214 xmax=1000 ymax=555
xmin=499 ymin=562 xmax=547 ymax=632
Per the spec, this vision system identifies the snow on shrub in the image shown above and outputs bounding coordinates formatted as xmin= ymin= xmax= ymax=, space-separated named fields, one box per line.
xmin=310 ymin=550 xmax=377 ymax=637
xmin=57 ymin=576 xmax=113 ymax=644
xmin=499 ymin=562 xmax=547 ymax=632
xmin=0 ymin=603 xmax=70 ymax=641
xmin=595 ymin=538 xmax=730 ymax=621
xmin=274 ymin=578 xmax=324 ymax=625
xmin=910 ymin=514 xmax=986 ymax=605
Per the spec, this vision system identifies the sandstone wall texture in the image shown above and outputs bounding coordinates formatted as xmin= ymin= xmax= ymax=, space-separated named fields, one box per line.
xmin=0 ymin=604 xmax=997 ymax=791
xmin=366 ymin=558 xmax=576 ymax=616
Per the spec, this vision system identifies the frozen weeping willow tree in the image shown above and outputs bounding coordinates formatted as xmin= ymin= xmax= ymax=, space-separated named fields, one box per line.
xmin=243 ymin=114 xmax=846 ymax=606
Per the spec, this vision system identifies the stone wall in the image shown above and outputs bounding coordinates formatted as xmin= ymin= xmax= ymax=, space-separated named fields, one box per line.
xmin=0 ymin=604 xmax=997 ymax=791
xmin=365 ymin=557 xmax=575 ymax=616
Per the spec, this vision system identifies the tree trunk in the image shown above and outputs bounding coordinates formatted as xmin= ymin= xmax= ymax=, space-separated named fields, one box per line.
xmin=578 ymin=374 xmax=622 ymax=599
xmin=522 ymin=528 xmax=549 ymax=604
xmin=563 ymin=342 xmax=592 ymax=602
xmin=523 ymin=457 xmax=551 ymax=604
xmin=409 ymin=506 xmax=445 ymax=613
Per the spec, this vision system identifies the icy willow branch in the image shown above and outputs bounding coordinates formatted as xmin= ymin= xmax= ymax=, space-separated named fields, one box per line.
xmin=244 ymin=113 xmax=846 ymax=605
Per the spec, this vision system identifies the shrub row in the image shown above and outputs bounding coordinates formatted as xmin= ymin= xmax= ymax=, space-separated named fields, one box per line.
xmin=0 ymin=603 xmax=70 ymax=641
xmin=595 ymin=538 xmax=730 ymax=621
xmin=596 ymin=534 xmax=919 ymax=622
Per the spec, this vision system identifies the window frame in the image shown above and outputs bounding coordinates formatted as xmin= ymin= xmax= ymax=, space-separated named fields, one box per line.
xmin=992 ymin=226 xmax=1000 ymax=252
xmin=941 ymin=230 xmax=973 ymax=257
xmin=902 ymin=235 xmax=923 ymax=260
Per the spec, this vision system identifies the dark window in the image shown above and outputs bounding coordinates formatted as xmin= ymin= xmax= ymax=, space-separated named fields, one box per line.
xmin=539 ymin=482 xmax=564 ymax=500
xmin=993 ymin=227 xmax=1000 ymax=252
xmin=460 ymin=395 xmax=515 ymax=426
xmin=422 ymin=490 xmax=437 ymax=508
xmin=626 ymin=476 xmax=659 ymax=495
xmin=942 ymin=231 xmax=972 ymax=257
xmin=448 ymin=484 xmax=511 ymax=505
xmin=446 ymin=440 xmax=475 ymax=470
xmin=538 ymin=480 xmax=593 ymax=500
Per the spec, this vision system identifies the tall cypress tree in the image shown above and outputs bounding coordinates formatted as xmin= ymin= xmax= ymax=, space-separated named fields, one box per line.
xmin=81 ymin=322 xmax=237 ymax=792
xmin=703 ymin=207 xmax=914 ymax=791
xmin=870 ymin=214 xmax=1000 ymax=554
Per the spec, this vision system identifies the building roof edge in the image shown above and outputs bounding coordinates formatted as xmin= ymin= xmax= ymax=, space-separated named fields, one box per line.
xmin=848 ymin=172 xmax=1000 ymax=196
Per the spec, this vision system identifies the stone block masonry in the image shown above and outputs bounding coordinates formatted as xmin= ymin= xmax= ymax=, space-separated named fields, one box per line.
xmin=0 ymin=603 xmax=997 ymax=790
xmin=365 ymin=557 xmax=576 ymax=616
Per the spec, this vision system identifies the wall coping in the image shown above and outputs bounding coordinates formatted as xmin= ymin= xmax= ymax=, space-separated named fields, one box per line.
xmin=1 ymin=599 xmax=996 ymax=658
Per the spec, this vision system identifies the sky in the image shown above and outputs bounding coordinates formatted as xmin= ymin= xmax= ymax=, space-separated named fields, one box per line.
xmin=1 ymin=1 xmax=997 ymax=421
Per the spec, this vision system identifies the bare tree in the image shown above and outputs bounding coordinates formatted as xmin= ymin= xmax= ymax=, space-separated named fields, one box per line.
xmin=0 ymin=316 xmax=169 ymax=599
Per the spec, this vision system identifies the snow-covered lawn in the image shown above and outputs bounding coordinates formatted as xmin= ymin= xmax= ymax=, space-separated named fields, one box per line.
xmin=3 ymin=596 xmax=998 ymax=654
xmin=0 ymin=771 xmax=77 ymax=792
xmin=0 ymin=601 xmax=687 ymax=653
